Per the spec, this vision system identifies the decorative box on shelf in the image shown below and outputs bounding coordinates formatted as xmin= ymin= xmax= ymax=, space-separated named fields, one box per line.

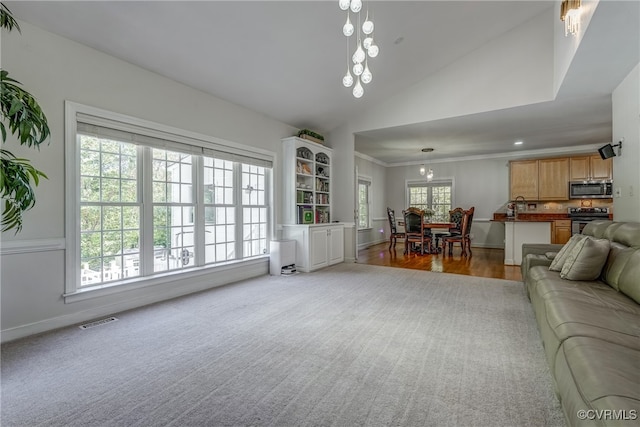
xmin=299 ymin=134 xmax=323 ymax=144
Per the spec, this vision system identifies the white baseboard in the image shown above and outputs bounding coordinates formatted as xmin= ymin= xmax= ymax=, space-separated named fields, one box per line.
xmin=1 ymin=261 xmax=268 ymax=343
xmin=357 ymin=238 xmax=387 ymax=251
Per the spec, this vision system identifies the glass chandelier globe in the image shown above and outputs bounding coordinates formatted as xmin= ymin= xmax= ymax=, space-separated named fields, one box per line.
xmin=338 ymin=0 xmax=351 ymax=11
xmin=352 ymin=41 xmax=366 ymax=64
xmin=353 ymin=77 xmax=364 ymax=98
xmin=350 ymin=0 xmax=362 ymax=13
xmin=367 ymin=43 xmax=379 ymax=58
xmin=362 ymin=12 xmax=374 ymax=35
xmin=353 ymin=62 xmax=363 ymax=76
xmin=342 ymin=14 xmax=354 ymax=37
xmin=363 ymin=36 xmax=373 ymax=50
xmin=342 ymin=68 xmax=354 ymax=87
xmin=361 ymin=62 xmax=372 ymax=84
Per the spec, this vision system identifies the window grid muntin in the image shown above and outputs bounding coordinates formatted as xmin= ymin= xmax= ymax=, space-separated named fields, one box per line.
xmin=79 ymin=135 xmax=141 ymax=287
xmin=76 ymin=121 xmax=271 ymax=290
xmin=409 ymin=183 xmax=452 ymax=222
xmin=242 ymin=164 xmax=267 ymax=257
xmin=203 ymin=157 xmax=236 ymax=264
xmin=358 ymin=180 xmax=371 ymax=229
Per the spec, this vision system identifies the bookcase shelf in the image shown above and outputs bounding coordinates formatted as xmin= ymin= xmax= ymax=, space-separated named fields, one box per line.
xmin=282 ymin=137 xmax=333 ymax=225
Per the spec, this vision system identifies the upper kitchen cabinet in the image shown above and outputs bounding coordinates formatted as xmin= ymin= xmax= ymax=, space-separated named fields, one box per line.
xmin=510 ymin=160 xmax=538 ymax=200
xmin=570 ymin=155 xmax=613 ymax=181
xmin=538 ymin=158 xmax=569 ymax=200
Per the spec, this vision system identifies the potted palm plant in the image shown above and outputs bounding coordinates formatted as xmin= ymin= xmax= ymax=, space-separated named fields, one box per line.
xmin=1 ymin=3 xmax=50 ymax=233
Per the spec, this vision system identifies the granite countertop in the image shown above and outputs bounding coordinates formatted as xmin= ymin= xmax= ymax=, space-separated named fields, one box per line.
xmin=492 ymin=212 xmax=613 ymax=222
xmin=492 ymin=212 xmax=570 ymax=222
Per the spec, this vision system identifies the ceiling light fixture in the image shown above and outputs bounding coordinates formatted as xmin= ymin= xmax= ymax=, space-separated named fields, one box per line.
xmin=419 ymin=148 xmax=434 ymax=182
xmin=560 ymin=0 xmax=581 ymax=36
xmin=514 ymin=141 xmax=523 ymax=145
xmin=338 ymin=0 xmax=379 ymax=98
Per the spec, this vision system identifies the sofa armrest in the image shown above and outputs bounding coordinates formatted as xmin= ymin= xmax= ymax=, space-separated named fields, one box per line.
xmin=522 ymin=243 xmax=564 ymax=259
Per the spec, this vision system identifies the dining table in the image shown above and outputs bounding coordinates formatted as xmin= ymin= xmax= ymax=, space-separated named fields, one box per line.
xmin=422 ymin=221 xmax=455 ymax=253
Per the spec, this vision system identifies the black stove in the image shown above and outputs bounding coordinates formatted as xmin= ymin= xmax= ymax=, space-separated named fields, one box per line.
xmin=568 ymin=207 xmax=610 ymax=218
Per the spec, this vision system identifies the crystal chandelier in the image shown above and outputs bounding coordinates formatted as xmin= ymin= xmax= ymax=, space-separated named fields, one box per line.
xmin=560 ymin=0 xmax=581 ymax=36
xmin=339 ymin=0 xmax=379 ymax=98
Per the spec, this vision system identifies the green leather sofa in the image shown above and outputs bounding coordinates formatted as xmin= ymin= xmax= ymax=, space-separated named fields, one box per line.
xmin=521 ymin=220 xmax=640 ymax=427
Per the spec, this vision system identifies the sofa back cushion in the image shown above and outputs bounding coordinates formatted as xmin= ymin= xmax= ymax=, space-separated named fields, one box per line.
xmin=582 ymin=220 xmax=614 ymax=238
xmin=601 ymin=244 xmax=635 ymax=291
xmin=618 ymin=249 xmax=640 ymax=304
xmin=611 ymin=222 xmax=640 ymax=248
xmin=549 ymin=234 xmax=587 ymax=272
xmin=560 ymin=237 xmax=611 ymax=281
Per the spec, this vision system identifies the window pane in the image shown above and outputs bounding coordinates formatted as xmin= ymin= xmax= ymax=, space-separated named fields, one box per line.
xmin=79 ymin=135 xmax=141 ymax=287
xmin=76 ymin=118 xmax=271 ymax=290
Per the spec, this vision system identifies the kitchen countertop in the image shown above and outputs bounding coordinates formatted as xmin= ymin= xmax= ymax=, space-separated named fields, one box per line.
xmin=492 ymin=212 xmax=613 ymax=222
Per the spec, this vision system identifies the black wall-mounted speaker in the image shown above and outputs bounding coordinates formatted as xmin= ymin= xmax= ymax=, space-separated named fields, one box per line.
xmin=598 ymin=144 xmax=616 ymax=160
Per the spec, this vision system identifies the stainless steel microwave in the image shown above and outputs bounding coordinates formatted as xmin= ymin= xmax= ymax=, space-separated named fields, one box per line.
xmin=569 ymin=181 xmax=613 ymax=199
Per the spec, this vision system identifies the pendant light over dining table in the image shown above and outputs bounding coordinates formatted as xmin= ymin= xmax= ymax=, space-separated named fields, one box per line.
xmin=420 ymin=148 xmax=434 ymax=182
xmin=339 ymin=0 xmax=379 ymax=98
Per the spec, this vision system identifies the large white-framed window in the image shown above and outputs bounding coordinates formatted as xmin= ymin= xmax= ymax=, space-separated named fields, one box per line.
xmin=358 ymin=177 xmax=372 ymax=229
xmin=65 ymin=102 xmax=273 ymax=299
xmin=407 ymin=179 xmax=453 ymax=221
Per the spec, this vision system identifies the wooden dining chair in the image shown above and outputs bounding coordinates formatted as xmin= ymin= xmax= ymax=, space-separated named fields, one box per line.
xmin=443 ymin=206 xmax=475 ymax=256
xmin=387 ymin=207 xmax=405 ymax=250
xmin=403 ymin=207 xmax=431 ymax=255
xmin=432 ymin=207 xmax=464 ymax=251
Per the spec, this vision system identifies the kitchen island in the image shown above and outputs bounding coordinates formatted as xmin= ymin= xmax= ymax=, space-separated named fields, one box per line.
xmin=493 ymin=213 xmax=569 ymax=266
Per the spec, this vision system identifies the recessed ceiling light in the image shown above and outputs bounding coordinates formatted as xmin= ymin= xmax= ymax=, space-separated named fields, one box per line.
xmin=514 ymin=141 xmax=523 ymax=145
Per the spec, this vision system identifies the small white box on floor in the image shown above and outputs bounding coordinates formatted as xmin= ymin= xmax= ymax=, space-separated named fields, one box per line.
xmin=269 ymin=240 xmax=296 ymax=275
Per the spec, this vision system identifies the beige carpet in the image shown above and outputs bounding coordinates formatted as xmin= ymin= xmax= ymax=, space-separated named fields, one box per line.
xmin=1 ymin=263 xmax=564 ymax=426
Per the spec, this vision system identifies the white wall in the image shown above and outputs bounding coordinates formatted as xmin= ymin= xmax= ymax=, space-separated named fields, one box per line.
xmin=385 ymin=157 xmax=512 ymax=249
xmin=0 ymin=21 xmax=296 ymax=341
xmin=349 ymin=9 xmax=555 ymax=134
xmin=355 ymin=154 xmax=387 ymax=249
xmin=612 ymin=63 xmax=640 ymax=221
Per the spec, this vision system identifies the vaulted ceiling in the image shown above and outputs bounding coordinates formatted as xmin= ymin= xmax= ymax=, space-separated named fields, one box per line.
xmin=6 ymin=1 xmax=639 ymax=163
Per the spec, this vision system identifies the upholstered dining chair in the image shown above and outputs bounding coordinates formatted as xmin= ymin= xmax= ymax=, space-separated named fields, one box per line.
xmin=431 ymin=207 xmax=465 ymax=251
xmin=442 ymin=206 xmax=475 ymax=256
xmin=403 ymin=207 xmax=431 ymax=255
xmin=386 ymin=207 xmax=405 ymax=250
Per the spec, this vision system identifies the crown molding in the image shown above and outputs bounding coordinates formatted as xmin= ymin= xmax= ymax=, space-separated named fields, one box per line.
xmin=386 ymin=143 xmax=603 ymax=167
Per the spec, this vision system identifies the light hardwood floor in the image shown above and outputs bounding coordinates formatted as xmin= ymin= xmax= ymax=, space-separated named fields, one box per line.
xmin=356 ymin=242 xmax=523 ymax=281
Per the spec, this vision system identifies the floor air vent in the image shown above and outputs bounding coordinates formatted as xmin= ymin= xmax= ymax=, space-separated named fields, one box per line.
xmin=79 ymin=317 xmax=118 ymax=330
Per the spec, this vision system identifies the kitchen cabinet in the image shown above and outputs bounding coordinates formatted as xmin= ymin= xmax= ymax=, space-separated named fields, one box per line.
xmin=509 ymin=160 xmax=538 ymax=200
xmin=282 ymin=224 xmax=344 ymax=272
xmin=538 ymin=158 xmax=569 ymax=200
xmin=551 ymin=220 xmax=572 ymax=244
xmin=570 ymin=155 xmax=612 ymax=181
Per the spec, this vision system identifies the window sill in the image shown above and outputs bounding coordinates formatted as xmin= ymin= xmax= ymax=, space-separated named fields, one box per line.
xmin=64 ymin=256 xmax=268 ymax=304
xmin=357 ymin=227 xmax=373 ymax=232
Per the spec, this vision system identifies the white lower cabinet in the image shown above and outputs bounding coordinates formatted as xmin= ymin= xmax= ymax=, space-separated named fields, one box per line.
xmin=282 ymin=224 xmax=344 ymax=272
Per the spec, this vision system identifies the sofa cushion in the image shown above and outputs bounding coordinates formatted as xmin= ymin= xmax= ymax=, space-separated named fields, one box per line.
xmin=581 ymin=220 xmax=613 ymax=238
xmin=554 ymin=337 xmax=640 ymax=427
xmin=618 ymin=249 xmax=640 ymax=305
xmin=560 ymin=237 xmax=610 ymax=281
xmin=530 ymin=272 xmax=640 ymax=315
xmin=544 ymin=297 xmax=640 ymax=351
xmin=601 ymin=244 xmax=635 ymax=291
xmin=549 ymin=234 xmax=587 ymax=272
xmin=612 ymin=222 xmax=640 ymax=248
